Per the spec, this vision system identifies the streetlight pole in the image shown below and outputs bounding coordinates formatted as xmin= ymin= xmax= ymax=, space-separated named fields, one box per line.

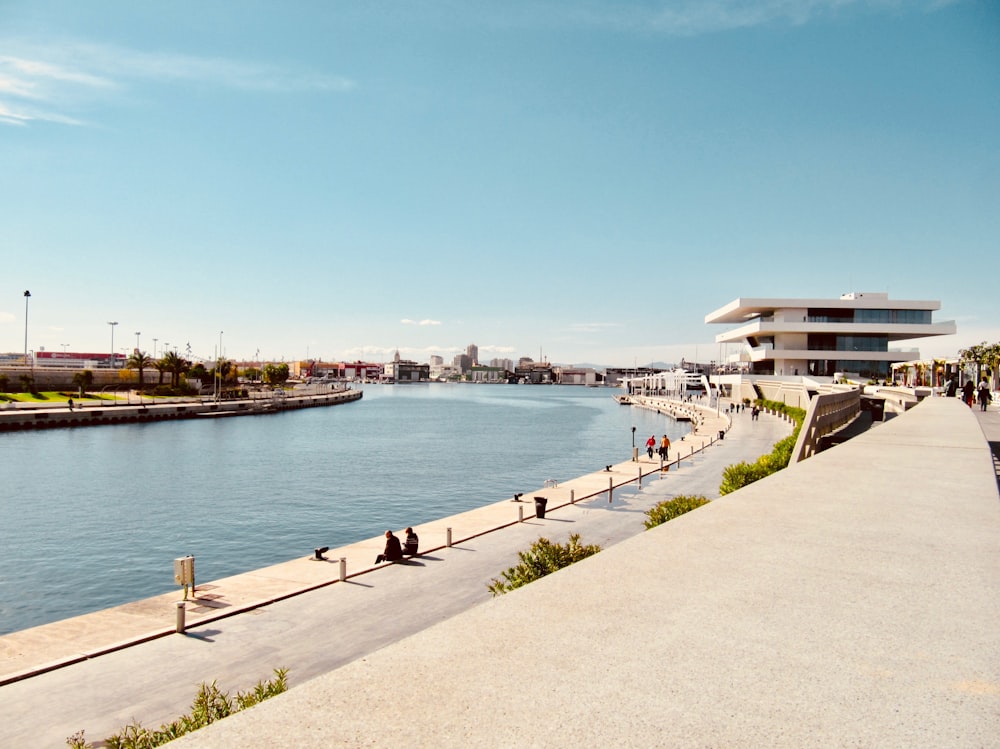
xmin=135 ymin=331 xmax=141 ymax=352
xmin=108 ymin=321 xmax=118 ymax=369
xmin=153 ymin=338 xmax=158 ymax=358
xmin=23 ymin=290 xmax=30 ymax=367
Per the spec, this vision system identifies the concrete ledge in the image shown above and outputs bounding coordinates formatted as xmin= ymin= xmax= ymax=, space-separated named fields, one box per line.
xmin=172 ymin=398 xmax=1000 ymax=748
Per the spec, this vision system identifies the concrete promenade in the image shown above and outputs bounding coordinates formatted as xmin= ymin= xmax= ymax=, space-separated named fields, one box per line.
xmin=1 ymin=397 xmax=774 ymax=746
xmin=165 ymin=397 xmax=997 ymax=748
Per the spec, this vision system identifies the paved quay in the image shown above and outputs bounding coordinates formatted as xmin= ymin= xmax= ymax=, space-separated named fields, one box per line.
xmin=163 ymin=397 xmax=997 ymax=748
xmin=0 ymin=398 xmax=787 ymax=746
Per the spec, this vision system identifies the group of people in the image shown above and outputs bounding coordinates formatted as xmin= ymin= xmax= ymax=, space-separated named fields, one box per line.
xmin=960 ymin=378 xmax=994 ymax=411
xmin=374 ymin=527 xmax=419 ymax=564
xmin=645 ymin=434 xmax=671 ymax=462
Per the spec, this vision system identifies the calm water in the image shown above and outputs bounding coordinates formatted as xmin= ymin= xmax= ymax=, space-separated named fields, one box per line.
xmin=0 ymin=384 xmax=685 ymax=635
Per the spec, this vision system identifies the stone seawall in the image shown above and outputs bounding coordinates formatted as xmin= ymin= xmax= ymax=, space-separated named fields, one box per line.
xmin=0 ymin=388 xmax=362 ymax=432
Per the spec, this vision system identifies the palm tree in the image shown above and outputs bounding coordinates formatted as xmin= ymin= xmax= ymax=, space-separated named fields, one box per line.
xmin=161 ymin=351 xmax=191 ymax=390
xmin=127 ymin=351 xmax=153 ymax=393
xmin=153 ymin=358 xmax=169 ymax=386
xmin=72 ymin=370 xmax=94 ymax=395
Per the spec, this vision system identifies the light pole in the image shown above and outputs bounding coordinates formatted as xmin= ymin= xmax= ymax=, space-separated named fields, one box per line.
xmin=216 ymin=330 xmax=224 ymax=400
xmin=153 ymin=338 xmax=158 ymax=358
xmin=135 ymin=331 xmax=141 ymax=352
xmin=23 ymin=290 xmax=30 ymax=367
xmin=108 ymin=321 xmax=118 ymax=368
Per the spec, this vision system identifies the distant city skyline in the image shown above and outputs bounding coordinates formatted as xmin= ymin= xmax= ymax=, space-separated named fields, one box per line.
xmin=2 ymin=1 xmax=997 ymax=367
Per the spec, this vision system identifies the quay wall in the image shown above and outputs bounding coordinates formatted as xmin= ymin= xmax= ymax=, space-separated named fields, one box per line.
xmin=0 ymin=388 xmax=362 ymax=432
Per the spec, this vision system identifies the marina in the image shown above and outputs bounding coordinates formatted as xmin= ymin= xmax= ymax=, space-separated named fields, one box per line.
xmin=0 ymin=384 xmax=685 ymax=636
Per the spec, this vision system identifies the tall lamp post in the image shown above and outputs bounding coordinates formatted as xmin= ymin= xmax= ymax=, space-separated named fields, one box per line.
xmin=135 ymin=331 xmax=141 ymax=352
xmin=153 ymin=338 xmax=158 ymax=358
xmin=23 ymin=290 xmax=30 ymax=367
xmin=108 ymin=321 xmax=118 ymax=369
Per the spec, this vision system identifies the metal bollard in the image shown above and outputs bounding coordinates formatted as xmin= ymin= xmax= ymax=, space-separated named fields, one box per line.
xmin=638 ymin=465 xmax=642 ymax=488
xmin=175 ymin=601 xmax=186 ymax=633
xmin=339 ymin=557 xmax=346 ymax=582
xmin=518 ymin=505 xmax=524 ymax=522
xmin=446 ymin=527 xmax=453 ymax=547
xmin=608 ymin=476 xmax=613 ymax=503
xmin=570 ymin=489 xmax=575 ymax=503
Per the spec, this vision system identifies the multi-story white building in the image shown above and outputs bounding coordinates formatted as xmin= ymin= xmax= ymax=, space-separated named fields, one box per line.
xmin=705 ymin=292 xmax=955 ymax=380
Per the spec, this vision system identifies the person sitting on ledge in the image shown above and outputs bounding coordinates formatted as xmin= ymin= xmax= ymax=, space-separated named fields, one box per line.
xmin=375 ymin=530 xmax=404 ymax=564
xmin=403 ymin=527 xmax=419 ymax=556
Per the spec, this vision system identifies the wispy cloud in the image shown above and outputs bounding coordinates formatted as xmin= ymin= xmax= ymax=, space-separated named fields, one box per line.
xmin=567 ymin=0 xmax=954 ymax=36
xmin=568 ymin=322 xmax=624 ymax=334
xmin=401 ymin=319 xmax=443 ymax=326
xmin=0 ymin=41 xmax=355 ymax=128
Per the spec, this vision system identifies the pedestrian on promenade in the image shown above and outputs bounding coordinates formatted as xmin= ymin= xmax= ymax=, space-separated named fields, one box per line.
xmin=67 ymin=398 xmax=73 ymax=411
xmin=646 ymin=435 xmax=656 ymax=459
xmin=658 ymin=435 xmax=670 ymax=461
xmin=962 ymin=380 xmax=975 ymax=407
xmin=978 ymin=379 xmax=991 ymax=412
xmin=403 ymin=527 xmax=419 ymax=556
xmin=375 ymin=530 xmax=403 ymax=564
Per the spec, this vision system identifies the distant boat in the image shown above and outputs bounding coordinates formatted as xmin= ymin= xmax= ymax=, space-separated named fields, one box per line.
xmin=613 ymin=394 xmax=631 ymax=405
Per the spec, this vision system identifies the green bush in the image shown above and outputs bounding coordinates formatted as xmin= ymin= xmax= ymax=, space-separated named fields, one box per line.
xmin=67 ymin=668 xmax=289 ymax=749
xmin=718 ymin=400 xmax=804 ymax=495
xmin=643 ymin=495 xmax=711 ymax=529
xmin=488 ymin=534 xmax=601 ymax=596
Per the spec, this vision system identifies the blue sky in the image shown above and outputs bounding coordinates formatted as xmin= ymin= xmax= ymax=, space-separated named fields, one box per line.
xmin=2 ymin=0 xmax=997 ymax=367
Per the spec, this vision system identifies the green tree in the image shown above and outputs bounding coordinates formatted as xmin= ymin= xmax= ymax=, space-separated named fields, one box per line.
xmin=161 ymin=351 xmax=191 ymax=390
xmin=263 ymin=363 xmax=290 ymax=386
xmin=126 ymin=351 xmax=153 ymax=393
xmin=153 ymin=358 xmax=169 ymax=385
xmin=72 ymin=370 xmax=94 ymax=395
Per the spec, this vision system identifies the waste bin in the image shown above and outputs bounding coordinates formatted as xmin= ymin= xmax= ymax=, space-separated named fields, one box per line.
xmin=718 ymin=430 xmax=725 ymax=440
xmin=534 ymin=496 xmax=548 ymax=519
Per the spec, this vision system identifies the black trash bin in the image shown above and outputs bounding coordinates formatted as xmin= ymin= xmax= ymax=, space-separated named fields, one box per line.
xmin=718 ymin=430 xmax=725 ymax=440
xmin=534 ymin=496 xmax=548 ymax=519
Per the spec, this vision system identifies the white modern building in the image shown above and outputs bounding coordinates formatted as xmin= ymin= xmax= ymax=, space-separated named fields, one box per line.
xmin=705 ymin=292 xmax=956 ymax=380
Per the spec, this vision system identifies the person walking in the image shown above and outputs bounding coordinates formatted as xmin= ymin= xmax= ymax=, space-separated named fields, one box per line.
xmin=646 ymin=435 xmax=656 ymax=459
xmin=978 ymin=378 xmax=991 ymax=412
xmin=962 ymin=379 xmax=975 ymax=407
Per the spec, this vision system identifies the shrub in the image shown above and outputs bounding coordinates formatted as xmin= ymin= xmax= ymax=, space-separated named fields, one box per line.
xmin=718 ymin=401 xmax=804 ymax=495
xmin=488 ymin=534 xmax=601 ymax=596
xmin=643 ymin=495 xmax=711 ymax=529
xmin=68 ymin=668 xmax=289 ymax=749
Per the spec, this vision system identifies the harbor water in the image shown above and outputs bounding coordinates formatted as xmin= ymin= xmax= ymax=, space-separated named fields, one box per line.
xmin=0 ymin=384 xmax=686 ymax=635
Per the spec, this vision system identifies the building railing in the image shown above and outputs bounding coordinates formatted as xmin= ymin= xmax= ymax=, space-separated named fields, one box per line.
xmin=790 ymin=388 xmax=862 ymax=464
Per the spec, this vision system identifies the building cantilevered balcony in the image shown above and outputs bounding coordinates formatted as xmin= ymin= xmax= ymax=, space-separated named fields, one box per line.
xmin=705 ymin=292 xmax=955 ymax=379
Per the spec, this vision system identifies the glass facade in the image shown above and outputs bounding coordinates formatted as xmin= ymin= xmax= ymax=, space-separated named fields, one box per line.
xmin=807 ymin=308 xmax=931 ymax=324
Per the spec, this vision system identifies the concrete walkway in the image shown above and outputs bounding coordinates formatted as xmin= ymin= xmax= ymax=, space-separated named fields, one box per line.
xmin=0 ymin=399 xmax=788 ymax=747
xmin=163 ymin=397 xmax=997 ymax=748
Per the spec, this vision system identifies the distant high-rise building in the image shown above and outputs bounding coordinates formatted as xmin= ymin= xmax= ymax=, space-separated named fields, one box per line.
xmin=466 ymin=344 xmax=478 ymax=366
xmin=430 ymin=355 xmax=443 ymax=366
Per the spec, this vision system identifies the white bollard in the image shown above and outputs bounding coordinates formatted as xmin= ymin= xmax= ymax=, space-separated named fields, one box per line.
xmin=339 ymin=557 xmax=347 ymax=582
xmin=175 ymin=601 xmax=186 ymax=633
xmin=446 ymin=527 xmax=453 ymax=547
xmin=570 ymin=489 xmax=575 ymax=503
xmin=518 ymin=505 xmax=524 ymax=522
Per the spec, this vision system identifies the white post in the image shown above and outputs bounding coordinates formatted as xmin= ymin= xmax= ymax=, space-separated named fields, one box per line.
xmin=446 ymin=527 xmax=453 ymax=547
xmin=175 ymin=601 xmax=186 ymax=633
xmin=339 ymin=557 xmax=347 ymax=582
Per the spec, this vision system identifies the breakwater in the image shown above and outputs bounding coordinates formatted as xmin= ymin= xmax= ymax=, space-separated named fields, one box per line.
xmin=0 ymin=387 xmax=362 ymax=432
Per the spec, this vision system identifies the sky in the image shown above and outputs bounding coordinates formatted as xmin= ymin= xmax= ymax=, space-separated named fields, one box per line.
xmin=1 ymin=0 xmax=998 ymax=368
